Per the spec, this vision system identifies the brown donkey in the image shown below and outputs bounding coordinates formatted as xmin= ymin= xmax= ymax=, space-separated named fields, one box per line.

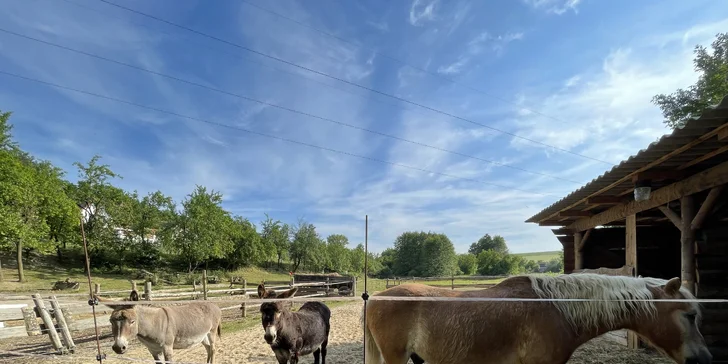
xmin=98 ymin=290 xmax=222 ymax=364
xmin=364 ymin=274 xmax=712 ymax=364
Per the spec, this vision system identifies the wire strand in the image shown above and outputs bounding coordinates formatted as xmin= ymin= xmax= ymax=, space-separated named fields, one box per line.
xmin=95 ymin=0 xmax=617 ymax=166
xmin=0 ymin=70 xmax=559 ymax=197
xmin=0 ymin=27 xmax=585 ymax=185
xmin=238 ymin=0 xmax=571 ymax=126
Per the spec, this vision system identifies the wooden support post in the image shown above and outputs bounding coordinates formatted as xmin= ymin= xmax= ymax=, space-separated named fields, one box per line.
xmin=131 ymin=281 xmax=137 ymax=293
xmin=32 ymin=294 xmax=63 ymax=353
xmin=574 ymin=232 xmax=583 ymax=270
xmin=326 ymin=277 xmax=330 ymax=295
xmin=202 ymin=270 xmax=208 ymax=300
xmin=625 ymin=214 xmax=639 ymax=350
xmin=451 ymin=276 xmax=455 ymax=290
xmin=691 ymin=185 xmax=724 ymax=230
xmin=352 ymin=277 xmax=357 ymax=297
xmin=50 ymin=296 xmax=75 ymax=353
xmin=144 ymin=281 xmax=152 ymax=301
xmin=658 ymin=205 xmax=683 ymax=230
xmin=386 ymin=279 xmax=389 ymax=288
xmin=93 ymin=283 xmax=100 ymax=296
xmin=240 ymin=302 xmax=247 ymax=318
xmin=681 ymin=195 xmax=696 ymax=294
xmin=22 ymin=306 xmax=41 ymax=336
xmin=290 ymin=275 xmax=295 ymax=288
xmin=243 ymin=278 xmax=247 ymax=292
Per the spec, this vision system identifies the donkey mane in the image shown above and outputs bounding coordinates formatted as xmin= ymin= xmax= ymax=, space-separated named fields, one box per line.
xmin=527 ymin=274 xmax=695 ymax=334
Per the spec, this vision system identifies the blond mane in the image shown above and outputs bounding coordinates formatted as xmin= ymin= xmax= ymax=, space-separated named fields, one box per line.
xmin=527 ymin=274 xmax=695 ymax=335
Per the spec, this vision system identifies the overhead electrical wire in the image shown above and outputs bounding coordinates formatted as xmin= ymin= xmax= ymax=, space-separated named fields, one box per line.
xmin=0 ymin=27 xmax=585 ymax=185
xmin=0 ymin=69 xmax=562 ymax=197
xmin=95 ymin=0 xmax=617 ymax=167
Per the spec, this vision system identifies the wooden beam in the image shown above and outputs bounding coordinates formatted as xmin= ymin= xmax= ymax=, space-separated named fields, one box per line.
xmin=625 ymin=214 xmax=639 ymax=350
xmin=539 ymin=221 xmax=569 ymax=226
xmin=719 ymin=127 xmax=728 ymax=141
xmin=558 ymin=235 xmax=574 ymax=244
xmin=539 ymin=123 xmax=728 ymax=223
xmin=691 ymin=185 xmax=725 ymax=230
xmin=658 ymin=205 xmax=682 ymax=231
xmin=567 ymin=160 xmax=728 ymax=232
xmin=586 ymin=196 xmax=625 ymax=204
xmin=581 ymin=228 xmax=592 ymax=246
xmin=574 ymin=232 xmax=583 ymax=270
xmin=558 ymin=210 xmax=593 ymax=217
xmin=681 ymin=195 xmax=696 ymax=294
xmin=632 ymin=169 xmax=685 ymax=182
xmin=678 ymin=144 xmax=728 ymax=170
xmin=551 ymin=228 xmax=572 ymax=235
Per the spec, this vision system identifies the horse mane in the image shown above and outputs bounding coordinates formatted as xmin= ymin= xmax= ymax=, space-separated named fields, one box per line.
xmin=527 ymin=274 xmax=696 ymax=335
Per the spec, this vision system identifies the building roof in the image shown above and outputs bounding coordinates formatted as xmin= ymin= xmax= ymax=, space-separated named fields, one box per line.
xmin=526 ymin=95 xmax=728 ymax=226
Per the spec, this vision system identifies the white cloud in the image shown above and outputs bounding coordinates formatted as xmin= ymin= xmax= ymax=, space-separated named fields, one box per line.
xmin=437 ymin=31 xmax=524 ymax=75
xmin=409 ymin=0 xmax=438 ymax=26
xmin=524 ymin=0 xmax=582 ymax=15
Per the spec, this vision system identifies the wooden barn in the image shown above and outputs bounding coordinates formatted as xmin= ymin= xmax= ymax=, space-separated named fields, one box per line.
xmin=526 ymin=96 xmax=728 ymax=362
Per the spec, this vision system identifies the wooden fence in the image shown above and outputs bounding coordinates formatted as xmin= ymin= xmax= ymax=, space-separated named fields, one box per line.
xmin=385 ymin=275 xmax=506 ymax=290
xmin=0 ymin=272 xmax=356 ymax=345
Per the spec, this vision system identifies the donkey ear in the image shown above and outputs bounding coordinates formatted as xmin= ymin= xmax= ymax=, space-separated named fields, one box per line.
xmin=276 ymin=287 xmax=298 ymax=299
xmin=129 ymin=290 xmax=140 ymax=301
xmin=258 ymin=284 xmax=267 ymax=299
xmin=663 ymin=277 xmax=682 ymax=295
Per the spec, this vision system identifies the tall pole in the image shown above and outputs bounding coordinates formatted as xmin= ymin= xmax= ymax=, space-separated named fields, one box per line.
xmin=362 ymin=215 xmax=369 ymax=364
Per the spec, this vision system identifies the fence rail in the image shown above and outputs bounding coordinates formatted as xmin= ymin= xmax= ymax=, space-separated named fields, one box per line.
xmin=0 ymin=271 xmax=356 ymax=343
xmin=385 ymin=275 xmax=507 ymax=289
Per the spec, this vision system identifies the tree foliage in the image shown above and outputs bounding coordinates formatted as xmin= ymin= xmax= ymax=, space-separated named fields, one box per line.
xmin=652 ymin=33 xmax=728 ymax=129
xmin=468 ymin=234 xmax=508 ymax=256
xmin=457 ymin=253 xmax=478 ymax=275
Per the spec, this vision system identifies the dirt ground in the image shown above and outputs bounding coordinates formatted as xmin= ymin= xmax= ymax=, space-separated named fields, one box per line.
xmin=0 ymin=303 xmax=673 ymax=364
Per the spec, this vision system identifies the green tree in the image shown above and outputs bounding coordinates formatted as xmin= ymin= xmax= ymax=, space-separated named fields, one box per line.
xmin=457 ymin=253 xmax=478 ymax=275
xmin=260 ymin=214 xmax=290 ymax=268
xmin=226 ymin=216 xmax=264 ymax=268
xmin=349 ymin=243 xmax=365 ymax=274
xmin=468 ymin=234 xmax=509 ymax=256
xmin=166 ymin=185 xmax=233 ymax=272
xmin=652 ymin=33 xmax=728 ymax=129
xmin=289 ymin=220 xmax=325 ymax=272
xmin=325 ymin=234 xmax=351 ymax=273
xmin=418 ymin=233 xmax=457 ymax=277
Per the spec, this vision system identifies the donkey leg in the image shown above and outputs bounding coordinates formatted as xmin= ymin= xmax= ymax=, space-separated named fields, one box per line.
xmin=163 ymin=347 xmax=174 ymax=364
xmin=203 ymin=331 xmax=215 ymax=364
xmin=313 ymin=348 xmax=321 ymax=364
xmin=321 ymin=339 xmax=328 ymax=364
xmin=151 ymin=352 xmax=163 ymax=364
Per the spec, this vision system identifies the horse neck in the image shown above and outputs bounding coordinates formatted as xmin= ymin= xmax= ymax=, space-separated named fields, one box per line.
xmin=134 ymin=306 xmax=165 ymax=337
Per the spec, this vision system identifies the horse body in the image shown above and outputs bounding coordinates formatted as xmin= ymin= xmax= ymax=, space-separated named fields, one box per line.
xmin=364 ymin=274 xmax=711 ymax=364
xmin=101 ymin=292 xmax=222 ymax=364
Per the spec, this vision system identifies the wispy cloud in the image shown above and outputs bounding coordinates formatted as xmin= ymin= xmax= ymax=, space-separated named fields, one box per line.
xmin=523 ymin=0 xmax=582 ymax=15
xmin=437 ymin=31 xmax=524 ymax=75
xmin=409 ymin=0 xmax=438 ymax=26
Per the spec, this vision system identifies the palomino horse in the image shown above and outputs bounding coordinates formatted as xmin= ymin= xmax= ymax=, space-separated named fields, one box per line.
xmin=98 ymin=290 xmax=222 ymax=364
xmin=364 ymin=274 xmax=712 ymax=364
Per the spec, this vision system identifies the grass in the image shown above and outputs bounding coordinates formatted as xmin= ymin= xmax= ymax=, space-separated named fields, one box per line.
xmin=514 ymin=250 xmax=561 ymax=262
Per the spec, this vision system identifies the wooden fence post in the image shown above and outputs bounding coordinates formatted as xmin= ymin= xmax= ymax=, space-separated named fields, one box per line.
xmin=144 ymin=281 xmax=152 ymax=301
xmin=240 ymin=302 xmax=247 ymax=318
xmin=352 ymin=277 xmax=357 ymax=297
xmin=243 ymin=279 xmax=247 ymax=292
xmin=451 ymin=277 xmax=455 ymax=290
xmin=93 ymin=283 xmax=100 ymax=296
xmin=202 ymin=270 xmax=208 ymax=300
xmin=32 ymin=294 xmax=63 ymax=353
xmin=131 ymin=281 xmax=137 ymax=293
xmin=50 ymin=296 xmax=75 ymax=353
xmin=22 ymin=306 xmax=41 ymax=336
xmin=289 ymin=275 xmax=295 ymax=288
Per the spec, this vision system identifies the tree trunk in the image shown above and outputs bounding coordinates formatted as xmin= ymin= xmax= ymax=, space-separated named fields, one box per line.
xmin=16 ymin=241 xmax=24 ymax=283
xmin=0 ymin=258 xmax=4 ymax=282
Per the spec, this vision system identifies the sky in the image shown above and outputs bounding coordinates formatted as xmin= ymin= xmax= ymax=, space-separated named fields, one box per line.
xmin=0 ymin=0 xmax=726 ymax=255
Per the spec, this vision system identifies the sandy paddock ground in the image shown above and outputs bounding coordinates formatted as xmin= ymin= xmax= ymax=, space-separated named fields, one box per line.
xmin=0 ymin=303 xmax=673 ymax=364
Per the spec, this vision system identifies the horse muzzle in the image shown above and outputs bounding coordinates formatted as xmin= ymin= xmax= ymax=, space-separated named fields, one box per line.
xmin=686 ymin=349 xmax=713 ymax=364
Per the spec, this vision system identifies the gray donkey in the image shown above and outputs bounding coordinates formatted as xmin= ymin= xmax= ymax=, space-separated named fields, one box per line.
xmin=259 ymin=286 xmax=331 ymax=364
xmin=98 ymin=290 xmax=222 ymax=364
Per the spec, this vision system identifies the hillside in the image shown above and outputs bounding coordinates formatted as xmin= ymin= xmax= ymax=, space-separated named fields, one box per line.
xmin=513 ymin=251 xmax=561 ymax=263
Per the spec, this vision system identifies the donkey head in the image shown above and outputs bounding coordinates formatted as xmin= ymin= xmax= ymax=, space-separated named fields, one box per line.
xmin=101 ymin=290 xmax=141 ymax=355
xmin=257 ymin=283 xmax=298 ymax=299
xmin=258 ymin=285 xmax=298 ymax=344
xmin=638 ymin=277 xmax=711 ymax=364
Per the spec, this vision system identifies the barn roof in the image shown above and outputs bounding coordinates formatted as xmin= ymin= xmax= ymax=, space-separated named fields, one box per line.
xmin=526 ymin=95 xmax=728 ymax=227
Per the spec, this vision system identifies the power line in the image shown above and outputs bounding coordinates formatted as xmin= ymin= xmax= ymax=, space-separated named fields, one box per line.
xmin=238 ymin=0 xmax=567 ymax=125
xmin=96 ymin=0 xmax=617 ymax=167
xmin=0 ymin=70 xmax=561 ymax=197
xmin=0 ymin=27 xmax=584 ymax=185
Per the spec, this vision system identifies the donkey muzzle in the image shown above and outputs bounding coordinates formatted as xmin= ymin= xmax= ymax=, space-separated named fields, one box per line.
xmin=112 ymin=343 xmax=127 ymax=354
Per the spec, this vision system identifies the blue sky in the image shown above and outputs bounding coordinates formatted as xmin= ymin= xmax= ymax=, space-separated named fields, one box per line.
xmin=0 ymin=0 xmax=726 ymax=254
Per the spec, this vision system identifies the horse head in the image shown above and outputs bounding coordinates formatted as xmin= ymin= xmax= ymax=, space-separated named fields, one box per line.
xmin=96 ymin=290 xmax=141 ymax=355
xmin=638 ymin=277 xmax=712 ymax=364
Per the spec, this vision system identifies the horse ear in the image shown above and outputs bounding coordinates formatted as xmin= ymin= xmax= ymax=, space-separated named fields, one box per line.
xmin=276 ymin=287 xmax=298 ymax=299
xmin=258 ymin=284 xmax=267 ymax=299
xmin=663 ymin=277 xmax=682 ymax=295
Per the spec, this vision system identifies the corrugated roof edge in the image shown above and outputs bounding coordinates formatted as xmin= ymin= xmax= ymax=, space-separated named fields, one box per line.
xmin=525 ymin=95 xmax=728 ymax=224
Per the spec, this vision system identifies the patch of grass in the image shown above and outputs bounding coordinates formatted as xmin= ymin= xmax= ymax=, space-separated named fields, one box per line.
xmin=514 ymin=250 xmax=560 ymax=262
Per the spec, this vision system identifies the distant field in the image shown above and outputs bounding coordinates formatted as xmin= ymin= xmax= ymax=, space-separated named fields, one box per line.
xmin=514 ymin=250 xmax=560 ymax=262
